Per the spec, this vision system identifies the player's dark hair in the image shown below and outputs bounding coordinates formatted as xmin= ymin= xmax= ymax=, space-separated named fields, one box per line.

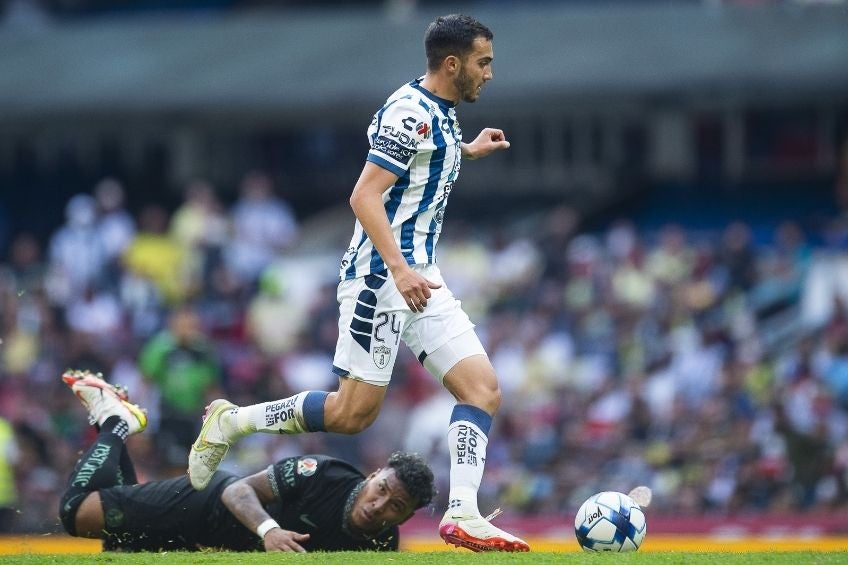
xmin=387 ymin=451 xmax=437 ymax=510
xmin=425 ymin=14 xmax=493 ymax=72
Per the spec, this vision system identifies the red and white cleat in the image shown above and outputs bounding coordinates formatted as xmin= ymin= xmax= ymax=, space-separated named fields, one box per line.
xmin=439 ymin=508 xmax=530 ymax=552
xmin=61 ymin=369 xmax=147 ymax=434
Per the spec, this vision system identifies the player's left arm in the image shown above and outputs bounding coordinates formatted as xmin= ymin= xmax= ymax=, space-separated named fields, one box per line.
xmin=461 ymin=128 xmax=510 ymax=160
xmin=221 ymin=471 xmax=311 ymax=552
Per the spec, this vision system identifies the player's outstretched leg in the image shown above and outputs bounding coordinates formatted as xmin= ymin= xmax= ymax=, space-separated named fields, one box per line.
xmin=61 ymin=369 xmax=147 ymax=434
xmin=188 ymin=391 xmax=329 ymax=490
xmin=59 ymin=369 xmax=147 ymax=536
xmin=187 ymin=399 xmax=238 ymax=490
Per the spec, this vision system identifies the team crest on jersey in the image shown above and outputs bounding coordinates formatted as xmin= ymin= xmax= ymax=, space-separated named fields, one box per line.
xmin=416 ymin=121 xmax=431 ymax=139
xmin=297 ymin=457 xmax=318 ymax=476
xmin=373 ymin=344 xmax=392 ymax=369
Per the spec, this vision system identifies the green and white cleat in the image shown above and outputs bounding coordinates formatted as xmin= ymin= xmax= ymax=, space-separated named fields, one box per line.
xmin=188 ymin=399 xmax=238 ymax=490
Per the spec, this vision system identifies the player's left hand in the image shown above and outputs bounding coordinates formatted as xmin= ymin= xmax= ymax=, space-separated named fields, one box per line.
xmin=263 ymin=528 xmax=311 ymax=552
xmin=462 ymin=128 xmax=510 ymax=160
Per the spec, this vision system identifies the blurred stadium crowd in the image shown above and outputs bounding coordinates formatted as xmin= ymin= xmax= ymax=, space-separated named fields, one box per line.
xmin=1 ymin=169 xmax=847 ymax=532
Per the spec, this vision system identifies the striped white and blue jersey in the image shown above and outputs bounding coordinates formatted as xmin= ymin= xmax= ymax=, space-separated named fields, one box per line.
xmin=339 ymin=77 xmax=462 ymax=281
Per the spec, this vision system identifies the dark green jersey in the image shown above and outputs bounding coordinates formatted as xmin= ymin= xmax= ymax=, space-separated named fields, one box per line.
xmin=98 ymin=455 xmax=398 ymax=552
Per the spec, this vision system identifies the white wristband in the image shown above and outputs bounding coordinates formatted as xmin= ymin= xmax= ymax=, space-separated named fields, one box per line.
xmin=256 ymin=518 xmax=280 ymax=539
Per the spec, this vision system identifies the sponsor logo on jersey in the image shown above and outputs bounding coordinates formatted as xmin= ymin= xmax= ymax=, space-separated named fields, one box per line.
xmin=374 ymin=136 xmax=415 ymax=165
xmin=297 ymin=457 xmax=318 ymax=476
xmin=373 ymin=344 xmax=392 ymax=369
xmin=416 ymin=121 xmax=431 ymax=139
xmin=436 ymin=181 xmax=454 ymax=204
xmin=282 ymin=458 xmax=297 ymax=487
xmin=379 ymin=125 xmax=419 ymax=149
xmin=71 ymin=442 xmax=112 ymax=487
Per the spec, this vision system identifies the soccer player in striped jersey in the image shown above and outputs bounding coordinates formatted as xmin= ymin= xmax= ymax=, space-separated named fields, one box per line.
xmin=189 ymin=14 xmax=529 ymax=552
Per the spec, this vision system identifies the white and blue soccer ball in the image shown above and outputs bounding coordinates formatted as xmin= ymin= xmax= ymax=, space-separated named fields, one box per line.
xmin=574 ymin=491 xmax=647 ymax=552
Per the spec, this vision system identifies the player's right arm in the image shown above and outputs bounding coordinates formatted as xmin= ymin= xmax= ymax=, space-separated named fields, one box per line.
xmin=349 ymin=162 xmax=441 ymax=312
xmin=353 ymin=96 xmax=443 ymax=312
xmin=221 ymin=470 xmax=310 ymax=553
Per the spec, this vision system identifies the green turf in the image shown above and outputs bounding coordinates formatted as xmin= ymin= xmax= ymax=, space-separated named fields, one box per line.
xmin=2 ymin=553 xmax=848 ymax=565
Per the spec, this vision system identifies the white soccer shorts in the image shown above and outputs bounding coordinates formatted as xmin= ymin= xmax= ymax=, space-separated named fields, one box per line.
xmin=332 ymin=264 xmax=485 ymax=386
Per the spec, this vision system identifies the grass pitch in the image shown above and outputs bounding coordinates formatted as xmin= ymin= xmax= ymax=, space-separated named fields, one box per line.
xmin=2 ymin=552 xmax=848 ymax=565
xmin=2 ymin=534 xmax=847 ymax=563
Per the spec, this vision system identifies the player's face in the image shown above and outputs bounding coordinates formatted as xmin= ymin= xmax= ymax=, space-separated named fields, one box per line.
xmin=349 ymin=468 xmax=416 ymax=534
xmin=454 ymin=36 xmax=494 ymax=103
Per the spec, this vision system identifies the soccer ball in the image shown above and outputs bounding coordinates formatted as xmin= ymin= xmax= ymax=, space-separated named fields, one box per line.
xmin=574 ymin=491 xmax=647 ymax=552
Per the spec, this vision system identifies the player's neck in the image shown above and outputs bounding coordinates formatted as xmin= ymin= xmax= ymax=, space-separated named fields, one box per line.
xmin=419 ymin=73 xmax=459 ymax=105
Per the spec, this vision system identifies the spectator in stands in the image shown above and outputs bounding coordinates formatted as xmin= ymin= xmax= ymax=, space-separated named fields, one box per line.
xmin=122 ymin=205 xmax=187 ymax=304
xmin=773 ymin=399 xmax=832 ymax=509
xmin=6 ymin=179 xmax=848 ymax=530
xmin=224 ymin=171 xmax=299 ymax=285
xmin=719 ymin=221 xmax=758 ymax=292
xmin=170 ymin=179 xmax=229 ymax=293
xmin=647 ymin=224 xmax=694 ymax=287
xmin=47 ymin=194 xmax=106 ymax=305
xmin=65 ymin=284 xmax=122 ymax=338
xmin=139 ymin=305 xmax=221 ymax=470
xmin=94 ymin=177 xmax=136 ymax=290
xmin=246 ymin=264 xmax=307 ymax=358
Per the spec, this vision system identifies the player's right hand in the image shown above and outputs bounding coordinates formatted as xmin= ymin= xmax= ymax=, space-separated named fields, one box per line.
xmin=392 ymin=265 xmax=442 ymax=312
xmin=263 ymin=528 xmax=310 ymax=552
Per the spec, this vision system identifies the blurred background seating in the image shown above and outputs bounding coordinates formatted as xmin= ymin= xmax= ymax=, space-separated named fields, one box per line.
xmin=0 ymin=0 xmax=847 ymax=533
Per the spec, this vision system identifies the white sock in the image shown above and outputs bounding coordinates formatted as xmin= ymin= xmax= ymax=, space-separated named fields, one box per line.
xmin=446 ymin=420 xmax=488 ymax=517
xmin=234 ymin=393 xmax=311 ymax=435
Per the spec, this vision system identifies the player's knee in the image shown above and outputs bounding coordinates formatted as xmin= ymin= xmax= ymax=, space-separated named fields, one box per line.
xmin=463 ymin=378 xmax=501 ymax=414
xmin=478 ymin=383 xmax=501 ymax=414
xmin=453 ymin=376 xmax=501 ymax=414
xmin=323 ymin=383 xmax=384 ymax=434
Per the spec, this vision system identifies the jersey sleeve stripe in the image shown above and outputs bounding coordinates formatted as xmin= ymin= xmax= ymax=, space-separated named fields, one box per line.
xmin=366 ymin=153 xmax=406 ymax=177
xmin=266 ymin=464 xmax=281 ymax=500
